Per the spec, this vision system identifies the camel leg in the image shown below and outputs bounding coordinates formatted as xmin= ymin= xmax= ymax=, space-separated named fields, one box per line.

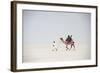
xmin=72 ymin=44 xmax=75 ymax=50
xmin=70 ymin=43 xmax=75 ymax=51
xmin=69 ymin=44 xmax=72 ymax=51
xmin=66 ymin=45 xmax=69 ymax=51
xmin=73 ymin=44 xmax=75 ymax=48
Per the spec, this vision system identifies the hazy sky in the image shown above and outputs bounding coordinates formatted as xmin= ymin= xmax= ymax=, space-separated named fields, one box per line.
xmin=22 ymin=10 xmax=91 ymax=45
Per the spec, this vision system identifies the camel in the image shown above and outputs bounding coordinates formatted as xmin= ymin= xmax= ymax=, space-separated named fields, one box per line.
xmin=60 ymin=38 xmax=75 ymax=51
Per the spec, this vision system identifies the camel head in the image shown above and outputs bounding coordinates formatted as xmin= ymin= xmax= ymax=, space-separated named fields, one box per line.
xmin=60 ymin=38 xmax=65 ymax=44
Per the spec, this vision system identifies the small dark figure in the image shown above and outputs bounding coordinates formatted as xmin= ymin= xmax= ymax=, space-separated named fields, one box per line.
xmin=66 ymin=35 xmax=72 ymax=43
xmin=52 ymin=41 xmax=57 ymax=51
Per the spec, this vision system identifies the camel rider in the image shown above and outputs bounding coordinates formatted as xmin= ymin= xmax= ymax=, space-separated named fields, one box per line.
xmin=66 ymin=35 xmax=72 ymax=43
